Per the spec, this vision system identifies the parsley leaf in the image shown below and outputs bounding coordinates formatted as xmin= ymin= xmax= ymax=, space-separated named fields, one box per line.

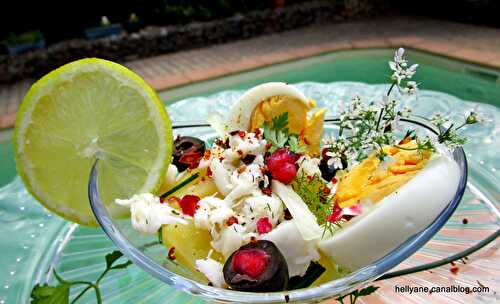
xmin=30 ymin=251 xmax=132 ymax=304
xmin=262 ymin=112 xmax=307 ymax=153
xmin=31 ymin=283 xmax=70 ymax=304
xmin=288 ymin=134 xmax=307 ymax=153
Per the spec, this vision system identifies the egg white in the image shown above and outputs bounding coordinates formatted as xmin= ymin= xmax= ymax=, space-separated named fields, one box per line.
xmin=228 ymin=82 xmax=308 ymax=131
xmin=318 ymin=155 xmax=461 ymax=270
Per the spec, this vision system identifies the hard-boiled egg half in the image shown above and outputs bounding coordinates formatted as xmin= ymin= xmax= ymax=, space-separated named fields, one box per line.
xmin=318 ymin=153 xmax=461 ymax=270
xmin=228 ymin=82 xmax=327 ymax=155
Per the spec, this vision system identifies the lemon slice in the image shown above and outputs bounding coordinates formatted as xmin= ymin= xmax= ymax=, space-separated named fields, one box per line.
xmin=14 ymin=58 xmax=172 ymax=226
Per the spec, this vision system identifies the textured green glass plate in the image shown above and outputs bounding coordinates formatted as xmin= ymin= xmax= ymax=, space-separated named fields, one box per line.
xmin=0 ymin=82 xmax=498 ymax=304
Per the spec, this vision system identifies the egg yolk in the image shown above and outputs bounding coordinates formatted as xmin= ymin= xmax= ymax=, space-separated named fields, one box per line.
xmin=335 ymin=142 xmax=432 ymax=208
xmin=249 ymin=95 xmax=326 ymax=156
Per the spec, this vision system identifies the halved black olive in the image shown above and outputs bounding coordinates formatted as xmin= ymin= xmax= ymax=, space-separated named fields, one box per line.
xmin=172 ymin=136 xmax=205 ymax=172
xmin=319 ymin=155 xmax=347 ymax=182
xmin=223 ymin=240 xmax=288 ymax=292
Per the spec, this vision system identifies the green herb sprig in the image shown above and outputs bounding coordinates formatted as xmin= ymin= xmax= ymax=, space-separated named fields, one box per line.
xmin=30 ymin=251 xmax=132 ymax=304
xmin=263 ymin=112 xmax=307 ymax=154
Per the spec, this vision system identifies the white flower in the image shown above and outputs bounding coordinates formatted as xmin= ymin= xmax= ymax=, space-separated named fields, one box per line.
xmin=326 ymin=155 xmax=343 ymax=169
xmin=379 ymin=95 xmax=391 ymax=107
xmin=389 ymin=47 xmax=418 ymax=86
xmin=400 ymin=106 xmax=412 ymax=117
xmin=430 ymin=113 xmax=447 ymax=126
xmin=400 ymin=81 xmax=418 ymax=95
xmin=394 ymin=48 xmax=406 ymax=64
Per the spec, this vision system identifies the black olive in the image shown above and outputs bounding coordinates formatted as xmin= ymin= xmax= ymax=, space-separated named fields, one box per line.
xmin=173 ymin=136 xmax=205 ymax=172
xmin=223 ymin=240 xmax=288 ymax=292
xmin=319 ymin=155 xmax=347 ymax=182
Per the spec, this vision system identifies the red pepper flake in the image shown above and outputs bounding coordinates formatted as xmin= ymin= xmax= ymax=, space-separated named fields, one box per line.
xmin=179 ymin=195 xmax=200 ymax=216
xmin=168 ymin=246 xmax=176 ymax=260
xmin=236 ymin=149 xmax=243 ymax=156
xmin=450 ymin=266 xmax=459 ymax=274
xmin=323 ymin=187 xmax=331 ymax=194
xmin=331 ymin=177 xmax=338 ymax=184
xmin=462 ymin=218 xmax=468 ymax=224
xmin=226 ymin=216 xmax=239 ymax=226
xmin=261 ymin=187 xmax=272 ymax=196
xmin=179 ymin=150 xmax=202 ymax=169
xmin=254 ymin=128 xmax=262 ymax=138
xmin=265 ymin=142 xmax=273 ymax=150
xmin=238 ymin=130 xmax=246 ymax=139
xmin=203 ymin=149 xmax=211 ymax=160
xmin=250 ymin=236 xmax=257 ymax=243
xmin=219 ymin=156 xmax=225 ymax=161
xmin=160 ymin=196 xmax=166 ymax=204
xmin=256 ymin=217 xmax=273 ymax=234
xmin=206 ymin=166 xmax=213 ymax=177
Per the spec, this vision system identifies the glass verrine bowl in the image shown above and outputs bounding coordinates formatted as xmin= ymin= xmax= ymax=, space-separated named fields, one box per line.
xmin=87 ymin=116 xmax=467 ymax=303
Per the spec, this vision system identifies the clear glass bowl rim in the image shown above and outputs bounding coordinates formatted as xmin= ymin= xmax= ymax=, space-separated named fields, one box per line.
xmin=88 ymin=116 xmax=468 ymax=303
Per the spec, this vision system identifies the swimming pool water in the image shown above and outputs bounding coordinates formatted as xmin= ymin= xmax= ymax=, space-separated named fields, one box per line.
xmin=1 ymin=48 xmax=499 ymax=186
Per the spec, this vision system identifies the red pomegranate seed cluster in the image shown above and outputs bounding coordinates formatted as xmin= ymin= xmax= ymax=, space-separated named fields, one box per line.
xmin=256 ymin=217 xmax=273 ymax=234
xmin=266 ymin=148 xmax=298 ymax=184
xmin=232 ymin=249 xmax=269 ymax=278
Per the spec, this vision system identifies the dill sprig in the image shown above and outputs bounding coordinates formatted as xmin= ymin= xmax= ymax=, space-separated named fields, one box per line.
xmin=291 ymin=173 xmax=342 ymax=237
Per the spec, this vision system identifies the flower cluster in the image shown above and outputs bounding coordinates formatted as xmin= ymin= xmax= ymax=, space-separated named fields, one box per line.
xmin=323 ymin=48 xmax=487 ymax=168
xmin=430 ymin=106 xmax=489 ymax=148
xmin=389 ymin=48 xmax=419 ymax=95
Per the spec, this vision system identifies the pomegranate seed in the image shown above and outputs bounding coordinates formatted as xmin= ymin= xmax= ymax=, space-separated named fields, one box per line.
xmin=226 ymin=216 xmax=239 ymax=226
xmin=271 ymin=162 xmax=297 ymax=184
xmin=266 ymin=148 xmax=298 ymax=184
xmin=178 ymin=195 xmax=200 ymax=216
xmin=179 ymin=151 xmax=202 ymax=169
xmin=256 ymin=217 xmax=273 ymax=234
xmin=232 ymin=249 xmax=269 ymax=278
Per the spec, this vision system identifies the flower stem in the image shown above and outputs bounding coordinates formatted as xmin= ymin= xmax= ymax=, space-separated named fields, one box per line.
xmin=387 ymin=82 xmax=396 ymax=97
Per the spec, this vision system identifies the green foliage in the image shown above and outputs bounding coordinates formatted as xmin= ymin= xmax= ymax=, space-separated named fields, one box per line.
xmin=30 ymin=251 xmax=132 ymax=304
xmin=262 ymin=112 xmax=307 ymax=154
xmin=292 ymin=173 xmax=332 ymax=226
